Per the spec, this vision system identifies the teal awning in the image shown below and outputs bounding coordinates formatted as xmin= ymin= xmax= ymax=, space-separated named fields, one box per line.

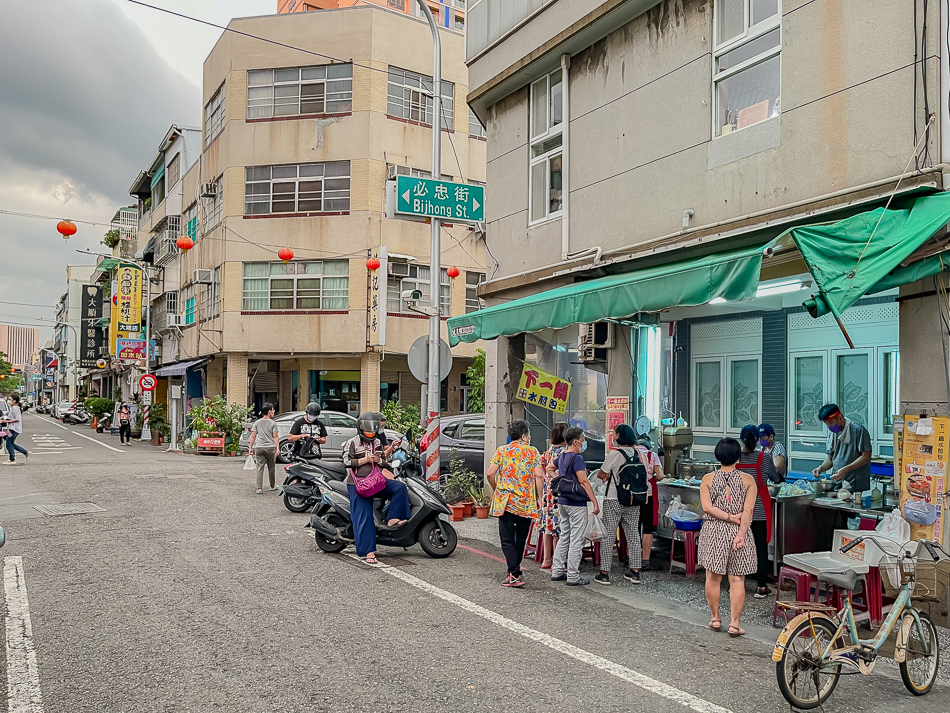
xmin=150 ymin=163 xmax=165 ymax=188
xmin=448 ymin=244 xmax=767 ymax=345
xmin=785 ymin=192 xmax=950 ymax=318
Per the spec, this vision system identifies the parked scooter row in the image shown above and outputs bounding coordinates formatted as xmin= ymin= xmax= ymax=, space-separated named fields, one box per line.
xmin=279 ymin=434 xmax=458 ymax=559
xmin=62 ymin=406 xmax=91 ymax=426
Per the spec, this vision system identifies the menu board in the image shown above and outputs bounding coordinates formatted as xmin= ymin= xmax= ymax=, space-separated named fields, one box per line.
xmin=605 ymin=397 xmax=629 ymax=450
xmin=897 ymin=415 xmax=948 ymax=543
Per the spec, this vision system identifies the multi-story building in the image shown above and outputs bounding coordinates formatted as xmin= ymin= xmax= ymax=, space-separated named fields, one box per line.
xmin=451 ymin=0 xmax=950 ymax=494
xmin=53 ymin=265 xmax=96 ymax=401
xmin=140 ymin=5 xmax=485 ymax=418
xmin=279 ymin=0 xmax=468 ymax=33
xmin=0 ymin=325 xmax=39 ymax=370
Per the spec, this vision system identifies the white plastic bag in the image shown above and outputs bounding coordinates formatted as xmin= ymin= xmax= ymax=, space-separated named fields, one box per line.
xmin=586 ymin=513 xmax=607 ymax=541
xmin=665 ymin=495 xmax=684 ymax=519
xmin=243 ymin=455 xmax=256 ymax=471
xmin=876 ymin=510 xmax=911 ymax=542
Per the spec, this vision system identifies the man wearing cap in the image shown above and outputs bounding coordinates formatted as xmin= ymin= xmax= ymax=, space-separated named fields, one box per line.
xmin=812 ymin=403 xmax=872 ymax=492
xmin=757 ymin=423 xmax=786 ymax=477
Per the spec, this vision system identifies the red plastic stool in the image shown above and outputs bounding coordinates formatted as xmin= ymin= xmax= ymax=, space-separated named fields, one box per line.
xmin=669 ymin=528 xmax=699 ymax=578
xmin=772 ymin=566 xmax=815 ymax=627
xmin=523 ymin=520 xmax=539 ymax=560
xmin=581 ymin=541 xmax=601 ymax=567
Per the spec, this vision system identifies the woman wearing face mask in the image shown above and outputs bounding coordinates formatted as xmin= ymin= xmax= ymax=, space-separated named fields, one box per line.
xmin=288 ymin=402 xmax=328 ymax=459
xmin=757 ymin=423 xmax=786 ymax=478
xmin=486 ymin=419 xmax=545 ymax=588
xmin=550 ymin=427 xmax=600 ymax=586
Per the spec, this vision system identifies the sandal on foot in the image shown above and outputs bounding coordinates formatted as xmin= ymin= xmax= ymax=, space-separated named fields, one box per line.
xmin=365 ymin=556 xmax=379 ymax=565
xmin=728 ymin=626 xmax=745 ymax=638
xmin=709 ymin=619 xmax=722 ymax=632
xmin=255 ymin=488 xmax=263 ymax=494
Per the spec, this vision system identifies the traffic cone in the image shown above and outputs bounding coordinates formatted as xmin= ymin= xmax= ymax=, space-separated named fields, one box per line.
xmin=91 ymin=416 xmax=97 ymax=430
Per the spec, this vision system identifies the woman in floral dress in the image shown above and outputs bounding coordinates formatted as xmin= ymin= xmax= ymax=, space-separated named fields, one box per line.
xmin=538 ymin=422 xmax=568 ymax=569
xmin=698 ymin=437 xmax=758 ymax=638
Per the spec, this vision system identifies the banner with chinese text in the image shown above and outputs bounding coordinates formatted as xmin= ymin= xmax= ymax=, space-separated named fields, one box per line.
xmin=516 ymin=363 xmax=570 ymax=415
xmin=368 ymin=246 xmax=387 ymax=347
xmin=116 ymin=262 xmax=143 ymax=333
xmin=898 ymin=416 xmax=948 ymax=544
xmin=79 ymin=284 xmax=103 ymax=367
xmin=606 ymin=396 xmax=629 ymax=449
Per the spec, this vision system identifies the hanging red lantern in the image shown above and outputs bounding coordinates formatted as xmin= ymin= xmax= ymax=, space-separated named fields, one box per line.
xmin=366 ymin=257 xmax=381 ymax=271
xmin=57 ymin=220 xmax=77 ymax=239
xmin=446 ymin=266 xmax=461 ymax=279
xmin=278 ymin=248 xmax=294 ymax=262
xmin=176 ymin=235 xmax=194 ymax=252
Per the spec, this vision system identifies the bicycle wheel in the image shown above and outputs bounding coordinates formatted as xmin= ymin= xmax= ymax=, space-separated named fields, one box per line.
xmin=900 ymin=612 xmax=940 ymax=696
xmin=776 ymin=615 xmax=842 ymax=710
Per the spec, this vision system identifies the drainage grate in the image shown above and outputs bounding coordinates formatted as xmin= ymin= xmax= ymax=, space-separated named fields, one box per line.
xmin=33 ymin=503 xmax=107 ymax=517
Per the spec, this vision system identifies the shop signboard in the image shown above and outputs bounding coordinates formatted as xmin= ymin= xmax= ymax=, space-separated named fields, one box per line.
xmin=897 ymin=415 xmax=948 ymax=544
xmin=606 ymin=396 xmax=629 ymax=450
xmin=116 ymin=262 xmax=143 ymax=333
xmin=516 ymin=363 xmax=570 ymax=415
xmin=368 ymin=245 xmax=387 ymax=347
xmin=79 ymin=284 xmax=104 ymax=368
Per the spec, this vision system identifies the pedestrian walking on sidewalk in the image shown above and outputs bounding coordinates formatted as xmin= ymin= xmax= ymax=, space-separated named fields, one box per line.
xmin=594 ymin=424 xmax=647 ymax=585
xmin=2 ymin=395 xmax=30 ymax=465
xmin=698 ymin=438 xmax=757 ymax=637
xmin=248 ymin=403 xmax=279 ymax=493
xmin=550 ymin=427 xmax=599 ymax=586
xmin=537 ymin=422 xmax=568 ymax=569
xmin=486 ymin=419 xmax=543 ymax=588
xmin=117 ymin=402 xmax=132 ymax=446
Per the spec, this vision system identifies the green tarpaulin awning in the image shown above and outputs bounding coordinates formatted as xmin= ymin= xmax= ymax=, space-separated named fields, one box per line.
xmin=786 ymin=192 xmax=950 ymax=318
xmin=447 ymin=244 xmax=767 ymax=345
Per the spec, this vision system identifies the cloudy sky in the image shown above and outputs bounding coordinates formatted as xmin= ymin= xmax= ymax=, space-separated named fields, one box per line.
xmin=0 ymin=0 xmax=271 ymax=344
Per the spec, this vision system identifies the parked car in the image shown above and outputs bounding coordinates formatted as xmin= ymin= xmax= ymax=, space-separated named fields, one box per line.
xmin=55 ymin=401 xmax=77 ymax=419
xmin=238 ymin=410 xmax=402 ymax=464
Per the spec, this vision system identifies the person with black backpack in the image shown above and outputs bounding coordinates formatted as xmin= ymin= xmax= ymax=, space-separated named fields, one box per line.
xmin=594 ymin=423 xmax=648 ymax=585
xmin=549 ymin=427 xmax=600 ymax=586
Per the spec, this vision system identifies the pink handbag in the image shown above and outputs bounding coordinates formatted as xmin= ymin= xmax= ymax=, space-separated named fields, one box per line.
xmin=351 ymin=444 xmax=387 ymax=498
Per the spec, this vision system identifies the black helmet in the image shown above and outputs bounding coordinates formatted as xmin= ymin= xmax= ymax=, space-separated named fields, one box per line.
xmin=305 ymin=402 xmax=322 ymax=420
xmin=357 ymin=412 xmax=381 ymax=439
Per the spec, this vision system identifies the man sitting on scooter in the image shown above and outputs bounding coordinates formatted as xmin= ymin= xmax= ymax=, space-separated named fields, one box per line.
xmin=288 ymin=402 xmax=328 ymax=459
xmin=341 ymin=413 xmax=411 ymax=565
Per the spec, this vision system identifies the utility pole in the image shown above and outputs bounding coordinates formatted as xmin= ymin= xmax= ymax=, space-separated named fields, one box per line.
xmin=416 ymin=0 xmax=443 ymax=483
xmin=140 ymin=262 xmax=152 ymax=442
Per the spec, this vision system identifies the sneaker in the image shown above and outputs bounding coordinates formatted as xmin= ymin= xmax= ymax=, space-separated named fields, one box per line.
xmin=640 ymin=561 xmax=658 ymax=572
xmin=503 ymin=574 xmax=525 ymax=588
xmin=502 ymin=573 xmax=516 ymax=586
xmin=623 ymin=569 xmax=641 ymax=584
xmin=566 ymin=577 xmax=590 ymax=586
xmin=754 ymin=586 xmax=772 ymax=599
xmin=2 ymin=461 xmax=17 ymax=466
xmin=24 ymin=451 xmax=30 ymax=460
xmin=550 ymin=573 xmax=567 ymax=582
xmin=594 ymin=572 xmax=611 ymax=586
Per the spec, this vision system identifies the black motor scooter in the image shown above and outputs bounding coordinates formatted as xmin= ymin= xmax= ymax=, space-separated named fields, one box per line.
xmin=308 ymin=444 xmax=457 ymax=558
xmin=278 ymin=439 xmax=348 ymax=513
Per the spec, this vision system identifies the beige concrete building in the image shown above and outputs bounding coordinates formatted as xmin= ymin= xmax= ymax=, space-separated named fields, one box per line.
xmin=0 ymin=325 xmax=39 ymax=370
xmin=160 ymin=5 xmax=486 ymax=417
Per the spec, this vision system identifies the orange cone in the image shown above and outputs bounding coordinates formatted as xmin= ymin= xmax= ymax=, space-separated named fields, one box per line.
xmin=91 ymin=416 xmax=97 ymax=430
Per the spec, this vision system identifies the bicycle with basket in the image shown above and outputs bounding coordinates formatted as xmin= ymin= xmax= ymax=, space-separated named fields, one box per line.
xmin=772 ymin=534 xmax=947 ymax=709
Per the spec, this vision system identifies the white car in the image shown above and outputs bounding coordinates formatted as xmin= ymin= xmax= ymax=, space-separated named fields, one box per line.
xmin=55 ymin=401 xmax=77 ymax=419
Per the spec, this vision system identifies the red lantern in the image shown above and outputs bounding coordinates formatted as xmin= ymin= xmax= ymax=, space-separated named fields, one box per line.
xmin=446 ymin=266 xmax=461 ymax=279
xmin=57 ymin=220 xmax=77 ymax=239
xmin=278 ymin=248 xmax=294 ymax=262
xmin=366 ymin=257 xmax=381 ymax=271
xmin=176 ymin=235 xmax=194 ymax=252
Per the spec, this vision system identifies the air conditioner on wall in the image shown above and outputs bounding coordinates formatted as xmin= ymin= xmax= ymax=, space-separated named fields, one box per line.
xmin=578 ymin=322 xmax=614 ymax=362
xmin=387 ymin=164 xmax=410 ymax=180
xmin=166 ymin=314 xmax=186 ymax=327
xmin=193 ymin=269 xmax=214 ymax=285
xmin=388 ymin=262 xmax=410 ymax=277
xmin=200 ymin=182 xmax=218 ymax=197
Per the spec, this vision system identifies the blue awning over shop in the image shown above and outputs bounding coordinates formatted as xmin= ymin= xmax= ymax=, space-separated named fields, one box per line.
xmin=154 ymin=358 xmax=208 ymax=377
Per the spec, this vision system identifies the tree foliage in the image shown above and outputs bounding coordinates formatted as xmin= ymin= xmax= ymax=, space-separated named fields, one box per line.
xmin=465 ymin=348 xmax=486 ymax=414
xmin=102 ymin=229 xmax=120 ymax=249
xmin=381 ymin=400 xmax=421 ymax=438
xmin=0 ymin=352 xmax=22 ymax=394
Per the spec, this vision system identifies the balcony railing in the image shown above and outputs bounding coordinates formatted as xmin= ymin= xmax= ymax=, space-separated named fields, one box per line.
xmin=154 ymin=231 xmax=179 ymax=268
xmin=467 ymin=0 xmax=556 ymax=60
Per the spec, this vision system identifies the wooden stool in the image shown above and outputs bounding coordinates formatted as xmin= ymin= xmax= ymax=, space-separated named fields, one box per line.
xmin=669 ymin=528 xmax=699 ymax=578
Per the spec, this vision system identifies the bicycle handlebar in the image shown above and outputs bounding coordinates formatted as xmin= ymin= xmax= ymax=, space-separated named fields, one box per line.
xmin=838 ymin=534 xmax=944 ymax=561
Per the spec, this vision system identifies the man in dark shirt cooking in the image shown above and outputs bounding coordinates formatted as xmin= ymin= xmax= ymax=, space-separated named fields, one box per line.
xmin=812 ymin=403 xmax=872 ymax=492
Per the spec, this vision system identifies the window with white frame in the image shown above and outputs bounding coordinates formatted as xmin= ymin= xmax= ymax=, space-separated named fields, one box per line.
xmin=454 ymin=15 xmax=464 ymax=32
xmin=465 ymin=271 xmax=484 ymax=313
xmin=182 ymin=286 xmax=197 ymax=326
xmin=183 ymin=202 xmax=198 ymax=241
xmin=387 ymin=263 xmax=450 ymax=314
xmin=164 ymin=291 xmax=178 ymax=317
xmin=202 ymin=175 xmax=223 ymax=228
xmin=246 ymin=64 xmax=353 ymax=119
xmin=468 ymin=107 xmax=486 ymax=138
xmin=200 ymin=266 xmax=221 ymax=320
xmin=242 ymin=261 xmax=350 ymax=311
xmin=166 ymin=153 xmax=181 ymax=188
xmin=244 ymin=161 xmax=350 ymax=215
xmin=387 ymin=67 xmax=455 ymax=129
xmin=205 ymin=82 xmax=226 ymax=149
xmin=714 ymin=0 xmax=781 ymax=136
xmin=529 ymin=70 xmax=563 ymax=222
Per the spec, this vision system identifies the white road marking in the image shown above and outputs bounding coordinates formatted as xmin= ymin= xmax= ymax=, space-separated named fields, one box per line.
xmin=45 ymin=422 xmax=123 ymax=453
xmin=3 ymin=556 xmax=45 ymax=712
xmin=24 ymin=452 xmax=63 ymax=456
xmin=352 ymin=555 xmax=733 ymax=713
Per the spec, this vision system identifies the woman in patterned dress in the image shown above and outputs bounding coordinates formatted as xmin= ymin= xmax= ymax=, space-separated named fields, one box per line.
xmin=486 ymin=420 xmax=545 ymax=588
xmin=698 ymin=437 xmax=758 ymax=637
xmin=538 ymin=422 xmax=568 ymax=569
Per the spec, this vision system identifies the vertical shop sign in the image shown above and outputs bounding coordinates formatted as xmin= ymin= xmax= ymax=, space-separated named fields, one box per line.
xmin=79 ymin=284 xmax=103 ymax=367
xmin=606 ymin=397 xmax=629 ymax=450
xmin=898 ymin=416 xmax=948 ymax=543
xmin=116 ymin=262 xmax=143 ymax=333
xmin=516 ymin=363 xmax=571 ymax=415
xmin=368 ymin=246 xmax=387 ymax=347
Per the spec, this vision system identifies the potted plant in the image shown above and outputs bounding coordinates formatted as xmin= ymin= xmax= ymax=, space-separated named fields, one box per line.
xmin=186 ymin=395 xmax=251 ymax=457
xmin=148 ymin=403 xmax=171 ymax=446
xmin=448 ymin=503 xmax=465 ymax=522
xmin=470 ymin=485 xmax=491 ymax=519
xmin=443 ymin=451 xmax=478 ymax=516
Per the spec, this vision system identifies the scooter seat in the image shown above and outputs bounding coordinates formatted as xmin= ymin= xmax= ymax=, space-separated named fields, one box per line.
xmin=326 ymin=480 xmax=348 ymax=495
xmin=320 ymin=462 xmax=348 ymax=481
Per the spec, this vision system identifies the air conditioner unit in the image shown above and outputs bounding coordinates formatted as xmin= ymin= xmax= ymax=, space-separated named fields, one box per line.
xmin=166 ymin=314 xmax=186 ymax=327
xmin=578 ymin=322 xmax=614 ymax=362
xmin=388 ymin=262 xmax=410 ymax=277
xmin=200 ymin=182 xmax=218 ymax=198
xmin=387 ymin=164 xmax=410 ymax=180
xmin=193 ymin=269 xmax=214 ymax=285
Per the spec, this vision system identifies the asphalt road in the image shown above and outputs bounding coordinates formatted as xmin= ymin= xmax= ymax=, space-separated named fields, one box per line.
xmin=1 ymin=411 xmax=948 ymax=712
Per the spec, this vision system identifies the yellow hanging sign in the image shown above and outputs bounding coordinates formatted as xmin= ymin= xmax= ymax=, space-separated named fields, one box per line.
xmin=516 ymin=363 xmax=571 ymax=415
